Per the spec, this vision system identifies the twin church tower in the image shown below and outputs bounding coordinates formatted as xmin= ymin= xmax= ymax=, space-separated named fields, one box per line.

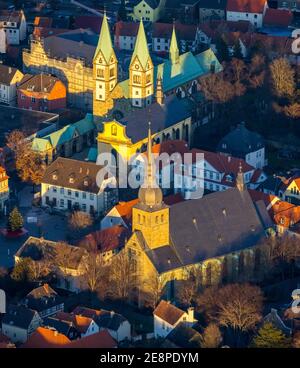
xmin=93 ymin=14 xmax=180 ymax=113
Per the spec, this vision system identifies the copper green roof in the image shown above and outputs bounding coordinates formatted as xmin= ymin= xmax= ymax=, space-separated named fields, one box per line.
xmin=130 ymin=20 xmax=151 ymax=69
xmin=94 ymin=13 xmax=114 ymax=63
xmin=170 ymin=26 xmax=179 ymax=65
xmin=32 ymin=114 xmax=95 ymax=152
xmin=155 ymin=48 xmax=222 ymax=93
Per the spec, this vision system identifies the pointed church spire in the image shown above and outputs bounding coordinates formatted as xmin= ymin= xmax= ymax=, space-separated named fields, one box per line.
xmin=146 ymin=122 xmax=157 ymax=188
xmin=236 ymin=162 xmax=245 ymax=192
xmin=131 ymin=19 xmax=151 ymax=69
xmin=94 ymin=12 xmax=114 ymax=63
xmin=170 ymin=24 xmax=179 ymax=65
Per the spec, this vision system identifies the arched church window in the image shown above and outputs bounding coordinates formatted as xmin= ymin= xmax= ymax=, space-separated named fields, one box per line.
xmin=110 ymin=68 xmax=115 ymax=77
xmin=97 ymin=68 xmax=104 ymax=78
xmin=138 ymin=214 xmax=141 ymax=224
xmin=111 ymin=125 xmax=117 ymax=136
xmin=133 ymin=75 xmax=141 ymax=84
xmin=146 ymin=74 xmax=151 ymax=84
xmin=161 ymin=215 xmax=164 ymax=222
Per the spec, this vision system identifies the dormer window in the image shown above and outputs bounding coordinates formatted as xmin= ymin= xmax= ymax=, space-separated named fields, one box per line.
xmin=69 ymin=175 xmax=75 ymax=184
xmin=52 ymin=171 xmax=58 ymax=180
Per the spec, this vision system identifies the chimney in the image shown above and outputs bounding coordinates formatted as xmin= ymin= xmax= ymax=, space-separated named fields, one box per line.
xmin=187 ymin=307 xmax=194 ymax=322
xmin=8 ymin=67 xmax=12 ymax=74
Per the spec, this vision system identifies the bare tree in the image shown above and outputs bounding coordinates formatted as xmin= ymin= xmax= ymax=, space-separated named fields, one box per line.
xmin=145 ymin=271 xmax=168 ymax=309
xmin=270 ymin=57 xmax=295 ymax=98
xmin=108 ymin=251 xmax=136 ymax=301
xmin=69 ymin=211 xmax=93 ymax=231
xmin=200 ymin=323 xmax=222 ymax=348
xmin=196 ymin=284 xmax=263 ymax=334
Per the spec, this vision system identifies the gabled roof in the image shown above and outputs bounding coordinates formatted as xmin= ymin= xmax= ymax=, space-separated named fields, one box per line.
xmin=25 ymin=284 xmax=62 ymax=312
xmin=22 ymin=327 xmax=71 ymax=348
xmin=115 ymin=21 xmax=139 ymax=38
xmin=32 ymin=114 xmax=95 ymax=152
xmin=67 ymin=330 xmax=116 ymax=348
xmin=166 ymin=322 xmax=202 ymax=348
xmin=154 ymin=300 xmax=185 ymax=325
xmin=263 ymin=8 xmax=293 ymax=28
xmin=227 ymin=0 xmax=267 ymax=13
xmin=217 ymin=123 xmax=264 ymax=157
xmin=2 ymin=305 xmax=38 ymax=330
xmin=18 ymin=74 xmax=64 ymax=94
xmin=42 ymin=157 xmax=103 ymax=194
xmin=78 ymin=225 xmax=130 ymax=253
xmin=155 ymin=48 xmax=222 ymax=93
xmin=0 ymin=65 xmax=21 ymax=85
xmin=53 ymin=312 xmax=93 ymax=334
xmin=16 ymin=236 xmax=87 ymax=271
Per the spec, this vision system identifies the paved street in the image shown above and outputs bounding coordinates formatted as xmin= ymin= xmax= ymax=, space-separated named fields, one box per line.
xmin=0 ymin=186 xmax=71 ymax=268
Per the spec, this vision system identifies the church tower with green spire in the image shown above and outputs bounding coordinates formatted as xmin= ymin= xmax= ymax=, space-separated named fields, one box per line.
xmin=170 ymin=25 xmax=179 ymax=65
xmin=129 ymin=20 xmax=154 ymax=107
xmin=93 ymin=13 xmax=118 ymax=115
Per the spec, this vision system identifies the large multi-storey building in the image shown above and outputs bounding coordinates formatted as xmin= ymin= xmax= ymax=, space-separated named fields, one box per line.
xmin=24 ymin=14 xmax=222 ymax=116
xmin=0 ymin=10 xmax=27 ymax=45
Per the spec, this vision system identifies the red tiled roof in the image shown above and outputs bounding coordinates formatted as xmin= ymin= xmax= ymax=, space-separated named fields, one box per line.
xmin=227 ymin=0 xmax=267 ymax=13
xmin=79 ymin=225 xmax=130 ymax=253
xmin=264 ymin=8 xmax=293 ymax=27
xmin=115 ymin=21 xmax=139 ymax=37
xmin=54 ymin=312 xmax=93 ymax=334
xmin=22 ymin=327 xmax=71 ymax=348
xmin=153 ymin=22 xmax=197 ymax=40
xmin=22 ymin=327 xmax=117 ymax=348
xmin=154 ymin=300 xmax=185 ymax=326
xmin=67 ymin=330 xmax=117 ymax=349
xmin=72 ymin=306 xmax=102 ymax=320
xmin=33 ymin=27 xmax=69 ymax=39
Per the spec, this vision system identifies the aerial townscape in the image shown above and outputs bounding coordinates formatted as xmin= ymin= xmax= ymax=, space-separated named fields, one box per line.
xmin=0 ymin=0 xmax=300 ymax=353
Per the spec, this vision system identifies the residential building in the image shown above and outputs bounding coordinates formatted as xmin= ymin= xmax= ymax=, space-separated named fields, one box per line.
xmin=131 ymin=0 xmax=167 ymax=22
xmin=226 ymin=0 xmax=268 ymax=28
xmin=114 ymin=21 xmax=139 ymax=51
xmin=50 ymin=312 xmax=99 ymax=338
xmin=78 ymin=225 xmax=130 ymax=264
xmin=73 ymin=306 xmax=132 ymax=342
xmin=0 ymin=28 xmax=6 ymax=53
xmin=22 ymin=284 xmax=64 ymax=319
xmin=41 ymin=157 xmax=118 ymax=215
xmin=174 ymin=148 xmax=267 ymax=199
xmin=199 ymin=0 xmax=227 ymax=22
xmin=278 ymin=0 xmax=300 ymax=12
xmin=17 ymin=74 xmax=67 ymax=112
xmin=152 ymin=22 xmax=199 ymax=54
xmin=15 ymin=237 xmax=88 ymax=293
xmin=263 ymin=8 xmax=293 ymax=27
xmin=0 ymin=166 xmax=9 ymax=212
xmin=43 ymin=317 xmax=80 ymax=340
xmin=0 ymin=65 xmax=24 ymax=106
xmin=280 ymin=177 xmax=300 ymax=205
xmin=2 ymin=305 xmax=41 ymax=343
xmin=163 ymin=323 xmax=202 ymax=348
xmin=22 ymin=327 xmax=117 ymax=348
xmin=217 ymin=123 xmax=266 ymax=169
xmin=0 ymin=10 xmax=27 ymax=45
xmin=154 ymin=300 xmax=196 ymax=338
xmin=31 ymin=114 xmax=95 ymax=164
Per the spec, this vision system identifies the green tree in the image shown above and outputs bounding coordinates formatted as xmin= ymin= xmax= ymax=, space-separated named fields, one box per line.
xmin=11 ymin=258 xmax=34 ymax=283
xmin=233 ymin=40 xmax=243 ymax=59
xmin=7 ymin=207 xmax=23 ymax=232
xmin=215 ymin=36 xmax=230 ymax=63
xmin=252 ymin=323 xmax=291 ymax=348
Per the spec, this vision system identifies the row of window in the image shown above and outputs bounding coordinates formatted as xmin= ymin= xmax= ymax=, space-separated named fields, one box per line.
xmin=50 ymin=186 xmax=95 ymax=200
